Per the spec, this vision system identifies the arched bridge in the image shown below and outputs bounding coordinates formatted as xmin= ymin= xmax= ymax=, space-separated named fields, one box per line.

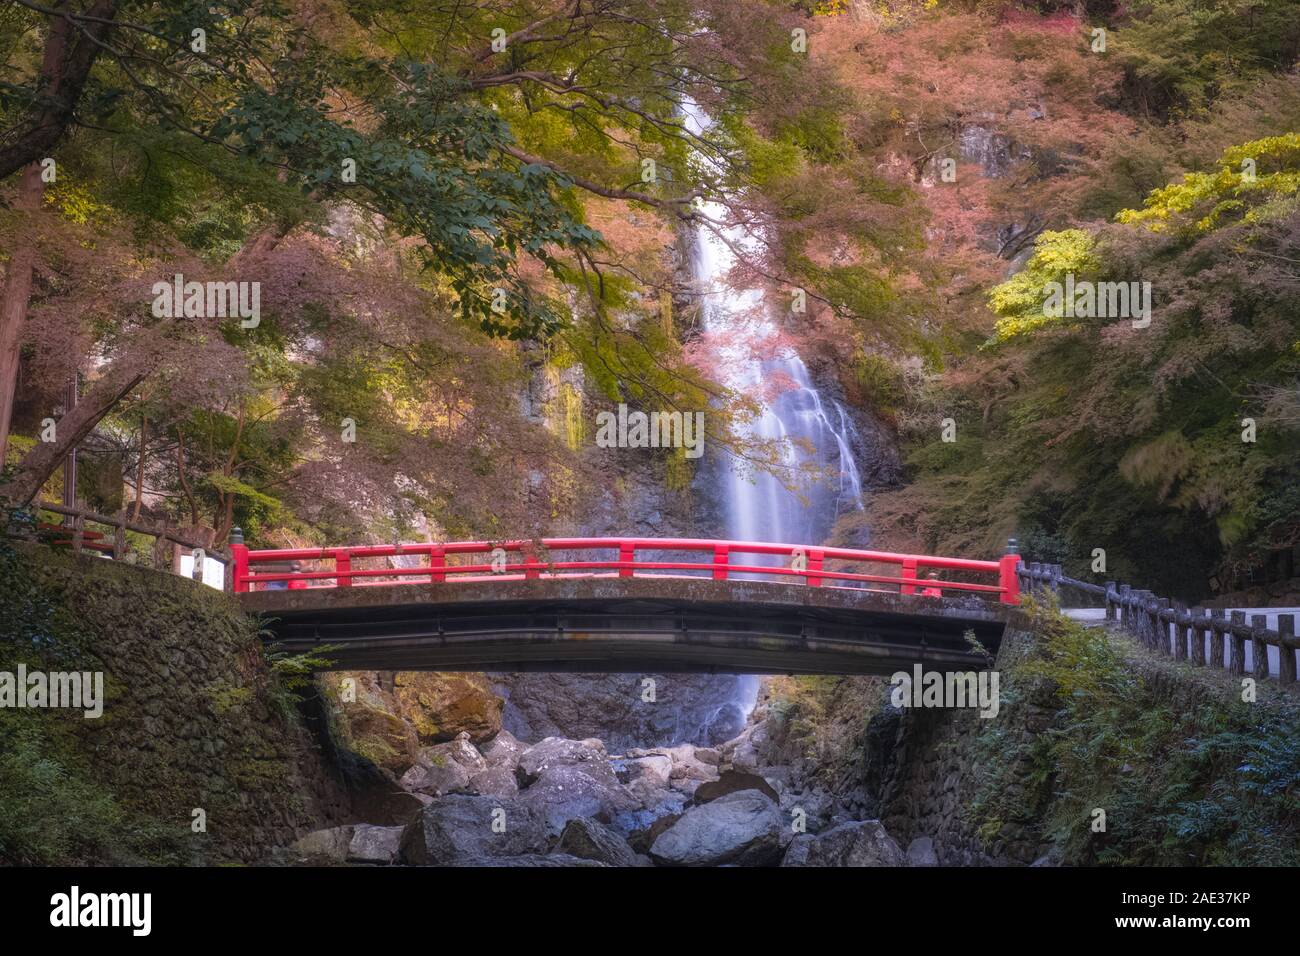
xmin=234 ymin=537 xmax=1023 ymax=675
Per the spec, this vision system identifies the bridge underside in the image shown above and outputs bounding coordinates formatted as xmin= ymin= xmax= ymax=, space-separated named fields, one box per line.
xmin=241 ymin=577 xmax=1012 ymax=675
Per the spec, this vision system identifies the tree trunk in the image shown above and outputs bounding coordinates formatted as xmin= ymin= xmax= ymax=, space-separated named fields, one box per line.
xmin=131 ymin=413 xmax=146 ymax=520
xmin=0 ymin=362 xmax=146 ymax=505
xmin=0 ymin=0 xmax=120 ymax=181
xmin=0 ymin=162 xmax=44 ymax=466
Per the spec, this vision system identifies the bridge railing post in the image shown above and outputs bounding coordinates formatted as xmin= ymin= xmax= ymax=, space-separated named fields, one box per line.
xmin=335 ymin=549 xmax=352 ymax=587
xmin=1144 ymin=593 xmax=1159 ymax=648
xmin=1191 ymin=608 xmax=1207 ymax=666
xmin=430 ymin=545 xmax=445 ymax=584
xmin=1155 ymin=598 xmax=1170 ymax=654
xmin=999 ymin=540 xmax=1021 ymax=604
xmin=230 ymin=527 xmax=248 ymax=593
xmin=808 ymin=549 xmax=823 ymax=587
xmin=619 ymin=542 xmax=635 ymax=579
xmin=1278 ymin=614 xmax=1296 ymax=684
xmin=1173 ymin=601 xmax=1188 ymax=661
xmin=900 ymin=557 xmax=917 ymax=595
xmin=1210 ymin=608 xmax=1226 ymax=669
xmin=712 ymin=545 xmax=728 ymax=582
xmin=1250 ymin=613 xmax=1270 ymax=679
xmin=1229 ymin=610 xmax=1247 ymax=675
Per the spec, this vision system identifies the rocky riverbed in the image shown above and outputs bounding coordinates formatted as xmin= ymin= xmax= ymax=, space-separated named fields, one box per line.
xmin=285 ymin=686 xmax=933 ymax=867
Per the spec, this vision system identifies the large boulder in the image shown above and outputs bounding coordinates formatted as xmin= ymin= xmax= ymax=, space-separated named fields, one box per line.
xmin=517 ymin=763 xmax=638 ymax=833
xmin=468 ymin=764 xmax=520 ymax=798
xmin=781 ymin=821 xmax=906 ymax=867
xmin=517 ymin=736 xmax=609 ymax=783
xmin=625 ymin=744 xmax=720 ymax=793
xmin=648 ymin=790 xmax=783 ymax=866
xmin=399 ymin=757 xmax=471 ymax=796
xmin=616 ymin=754 xmax=673 ymax=789
xmin=428 ymin=733 xmax=488 ymax=773
xmin=693 ymin=770 xmax=780 ymax=805
xmin=628 ymin=812 xmax=683 ymax=855
xmin=555 ymin=818 xmax=645 ymax=867
xmin=347 ymin=824 xmax=404 ymax=864
xmin=482 ymin=729 xmax=527 ymax=769
xmin=336 ymin=703 xmax=420 ymax=775
xmin=399 ymin=734 xmax=488 ymax=796
xmin=719 ymin=722 xmax=772 ymax=774
xmin=398 ymin=795 xmax=550 ymax=865
xmin=391 ymin=672 xmax=503 ymax=744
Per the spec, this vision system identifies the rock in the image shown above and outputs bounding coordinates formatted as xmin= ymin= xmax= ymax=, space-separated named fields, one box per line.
xmin=517 ymin=736 xmax=609 ymax=783
xmin=468 ymin=764 xmax=520 ymax=798
xmin=781 ymin=821 xmax=905 ymax=867
xmin=347 ymin=824 xmax=404 ymax=864
xmin=392 ymin=672 xmax=503 ymax=744
xmin=626 ymin=744 xmax=719 ymax=790
xmin=482 ymin=729 xmax=527 ymax=769
xmin=906 ymin=836 xmax=938 ymax=867
xmin=718 ymin=722 xmax=772 ymax=773
xmin=778 ymin=786 xmax=834 ymax=835
xmin=427 ymin=734 xmax=488 ymax=773
xmin=518 ymin=763 xmax=638 ymax=834
xmin=620 ymin=754 xmax=673 ymax=788
xmin=398 ymin=795 xmax=550 ymax=865
xmin=338 ymin=703 xmax=420 ymax=775
xmin=625 ymin=773 xmax=677 ymax=813
xmin=555 ymin=818 xmax=644 ymax=867
xmin=399 ymin=756 xmax=471 ymax=796
xmin=628 ymin=812 xmax=682 ymax=855
xmin=649 ymin=790 xmax=783 ymax=867
xmin=291 ymin=826 xmax=354 ymax=862
xmin=453 ymin=854 xmax=607 ymax=867
xmin=693 ymin=769 xmax=780 ymax=805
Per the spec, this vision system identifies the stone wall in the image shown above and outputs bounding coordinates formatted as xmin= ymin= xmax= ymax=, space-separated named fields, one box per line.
xmin=0 ymin=542 xmax=351 ymax=864
xmin=863 ymin=628 xmax=1059 ymax=866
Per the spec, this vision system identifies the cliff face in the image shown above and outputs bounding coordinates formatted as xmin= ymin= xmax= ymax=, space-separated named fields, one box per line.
xmin=491 ymin=673 xmax=756 ymax=753
xmin=0 ymin=542 xmax=350 ymax=865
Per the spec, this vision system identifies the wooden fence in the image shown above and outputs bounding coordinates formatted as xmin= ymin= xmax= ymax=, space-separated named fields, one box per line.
xmin=1019 ymin=562 xmax=1298 ymax=685
xmin=4 ymin=501 xmax=232 ymax=586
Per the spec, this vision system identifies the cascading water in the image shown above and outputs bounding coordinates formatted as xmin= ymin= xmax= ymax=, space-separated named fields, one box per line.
xmin=683 ymin=100 xmax=865 ymax=549
xmin=681 ymin=100 xmax=866 ymax=728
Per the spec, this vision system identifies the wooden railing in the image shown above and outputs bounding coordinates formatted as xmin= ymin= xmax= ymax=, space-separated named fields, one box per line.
xmin=1020 ymin=562 xmax=1299 ymax=685
xmin=4 ymin=501 xmax=231 ymax=583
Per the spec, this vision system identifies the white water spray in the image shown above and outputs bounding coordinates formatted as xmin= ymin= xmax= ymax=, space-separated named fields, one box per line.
xmin=683 ymin=101 xmax=864 ymax=548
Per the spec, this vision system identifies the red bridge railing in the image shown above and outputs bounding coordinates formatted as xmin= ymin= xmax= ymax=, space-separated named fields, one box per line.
xmin=230 ymin=534 xmax=1022 ymax=604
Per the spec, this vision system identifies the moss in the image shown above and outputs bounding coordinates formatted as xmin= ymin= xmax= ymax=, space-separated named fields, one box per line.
xmin=0 ymin=540 xmax=331 ymax=864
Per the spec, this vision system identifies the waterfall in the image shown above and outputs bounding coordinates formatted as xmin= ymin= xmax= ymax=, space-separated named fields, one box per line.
xmin=681 ymin=100 xmax=866 ymax=726
xmin=683 ymin=100 xmax=865 ymax=549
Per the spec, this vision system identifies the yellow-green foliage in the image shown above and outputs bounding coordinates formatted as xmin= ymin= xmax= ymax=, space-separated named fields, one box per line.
xmin=987 ymin=229 xmax=1099 ymax=340
xmin=1116 ymin=133 xmax=1300 ymax=233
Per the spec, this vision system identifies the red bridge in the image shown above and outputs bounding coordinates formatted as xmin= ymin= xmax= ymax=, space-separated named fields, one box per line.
xmin=234 ymin=536 xmax=1023 ymax=675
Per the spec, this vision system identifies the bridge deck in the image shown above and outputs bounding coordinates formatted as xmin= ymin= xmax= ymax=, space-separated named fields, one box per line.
xmin=242 ymin=575 xmax=1014 ymax=675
